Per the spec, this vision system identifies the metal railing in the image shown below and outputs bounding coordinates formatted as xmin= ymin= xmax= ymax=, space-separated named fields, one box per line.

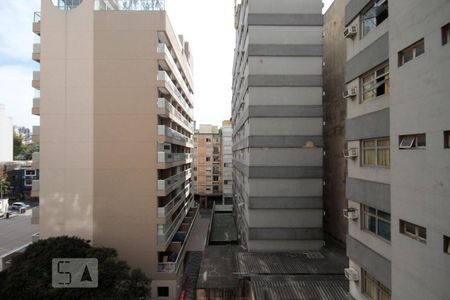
xmin=52 ymin=0 xmax=83 ymax=10
xmin=157 ymin=152 xmax=192 ymax=164
xmin=95 ymin=0 xmax=165 ymax=11
xmin=157 ymin=169 xmax=191 ymax=191
xmin=157 ymin=98 xmax=194 ymax=131
xmin=157 ymin=125 xmax=193 ymax=145
xmin=158 ymin=183 xmax=192 ymax=218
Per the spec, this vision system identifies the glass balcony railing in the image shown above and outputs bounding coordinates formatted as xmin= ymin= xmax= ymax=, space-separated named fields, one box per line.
xmin=157 ymin=71 xmax=193 ymax=118
xmin=157 ymin=125 xmax=193 ymax=145
xmin=157 ymin=152 xmax=192 ymax=164
xmin=33 ymin=12 xmax=41 ymax=23
xmin=157 ymin=43 xmax=193 ymax=102
xmin=95 ymin=0 xmax=165 ymax=11
xmin=157 ymin=183 xmax=192 ymax=218
xmin=157 ymin=98 xmax=194 ymax=131
xmin=157 ymin=169 xmax=191 ymax=191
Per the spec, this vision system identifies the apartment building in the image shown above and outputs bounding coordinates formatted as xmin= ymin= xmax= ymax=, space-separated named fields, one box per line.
xmin=342 ymin=0 xmax=450 ymax=299
xmin=232 ymin=0 xmax=324 ymax=251
xmin=0 ymin=104 xmax=13 ymax=163
xmin=193 ymin=124 xmax=222 ymax=206
xmin=32 ymin=1 xmax=196 ymax=298
xmin=222 ymin=120 xmax=233 ymax=203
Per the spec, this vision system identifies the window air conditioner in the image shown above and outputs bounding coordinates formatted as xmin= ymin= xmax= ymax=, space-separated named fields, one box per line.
xmin=344 ymin=26 xmax=358 ymax=39
xmin=343 ymin=148 xmax=358 ymax=159
xmin=343 ymin=208 xmax=359 ymax=220
xmin=344 ymin=268 xmax=360 ymax=281
xmin=343 ymin=87 xmax=357 ymax=99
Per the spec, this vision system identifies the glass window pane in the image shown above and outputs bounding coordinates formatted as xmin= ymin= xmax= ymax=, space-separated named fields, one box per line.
xmin=378 ymin=219 xmax=391 ymax=241
xmin=403 ymin=49 xmax=413 ymax=64
xmin=363 ymin=149 xmax=376 ymax=165
xmin=364 ymin=140 xmax=376 ymax=148
xmin=418 ymin=227 xmax=427 ymax=239
xmin=405 ymin=222 xmax=416 ymax=235
xmin=416 ymin=134 xmax=426 ymax=147
xmin=377 ymin=138 xmax=390 ymax=147
xmin=377 ymin=210 xmax=391 ymax=221
xmin=400 ymin=135 xmax=415 ymax=148
xmin=416 ymin=41 xmax=425 ymax=57
xmin=377 ymin=149 xmax=390 ymax=166
xmin=367 ymin=216 xmax=377 ymax=233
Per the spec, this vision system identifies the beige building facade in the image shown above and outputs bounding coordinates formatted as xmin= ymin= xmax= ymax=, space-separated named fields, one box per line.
xmin=32 ymin=1 xmax=196 ymax=299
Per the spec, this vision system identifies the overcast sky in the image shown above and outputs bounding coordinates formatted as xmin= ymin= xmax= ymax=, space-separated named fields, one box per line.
xmin=0 ymin=0 xmax=334 ymax=129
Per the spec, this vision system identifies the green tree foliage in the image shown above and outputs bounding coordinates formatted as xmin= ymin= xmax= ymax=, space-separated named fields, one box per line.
xmin=0 ymin=177 xmax=9 ymax=198
xmin=0 ymin=236 xmax=151 ymax=300
xmin=13 ymin=130 xmax=39 ymax=160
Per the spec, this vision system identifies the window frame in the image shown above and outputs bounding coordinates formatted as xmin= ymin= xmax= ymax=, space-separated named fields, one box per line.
xmin=444 ymin=236 xmax=450 ymax=254
xmin=400 ymin=220 xmax=427 ymax=243
xmin=444 ymin=131 xmax=450 ymax=149
xmin=399 ymin=133 xmax=426 ymax=150
xmin=362 ymin=205 xmax=391 ymax=241
xmin=361 ymin=63 xmax=390 ymax=102
xmin=442 ymin=23 xmax=450 ymax=45
xmin=398 ymin=39 xmax=425 ymax=66
xmin=362 ymin=269 xmax=391 ymax=300
xmin=360 ymin=0 xmax=389 ymax=37
xmin=361 ymin=138 xmax=390 ymax=167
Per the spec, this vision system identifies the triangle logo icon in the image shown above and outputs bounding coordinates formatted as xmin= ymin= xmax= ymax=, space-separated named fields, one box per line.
xmin=80 ymin=265 xmax=93 ymax=282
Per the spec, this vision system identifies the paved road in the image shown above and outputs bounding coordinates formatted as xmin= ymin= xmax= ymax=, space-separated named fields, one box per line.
xmin=0 ymin=208 xmax=39 ymax=257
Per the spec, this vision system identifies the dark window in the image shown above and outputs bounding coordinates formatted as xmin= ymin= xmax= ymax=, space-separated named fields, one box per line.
xmin=399 ymin=134 xmax=426 ymax=149
xmin=398 ymin=39 xmax=425 ymax=66
xmin=444 ymin=131 xmax=450 ymax=148
xmin=206 ymin=157 xmax=211 ymax=162
xmin=442 ymin=23 xmax=450 ymax=45
xmin=213 ymin=176 xmax=219 ymax=182
xmin=400 ymin=220 xmax=427 ymax=243
xmin=361 ymin=0 xmax=389 ymax=36
xmin=157 ymin=287 xmax=169 ymax=297
xmin=444 ymin=236 xmax=450 ymax=254
xmin=363 ymin=205 xmax=391 ymax=241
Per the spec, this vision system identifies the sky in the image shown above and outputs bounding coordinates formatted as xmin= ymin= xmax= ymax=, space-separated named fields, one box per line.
xmin=0 ymin=0 xmax=334 ymax=129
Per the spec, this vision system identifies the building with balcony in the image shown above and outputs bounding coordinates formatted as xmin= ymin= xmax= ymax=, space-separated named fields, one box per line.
xmin=231 ymin=0 xmax=324 ymax=251
xmin=33 ymin=0 xmax=196 ymax=298
xmin=339 ymin=0 xmax=450 ymax=299
xmin=193 ymin=124 xmax=222 ymax=207
xmin=0 ymin=104 xmax=13 ymax=163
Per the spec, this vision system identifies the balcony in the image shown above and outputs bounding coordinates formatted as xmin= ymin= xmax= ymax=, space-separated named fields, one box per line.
xmin=32 ymin=97 xmax=40 ymax=116
xmin=31 ymin=207 xmax=39 ymax=225
xmin=157 ymin=152 xmax=192 ymax=164
xmin=157 ymin=169 xmax=191 ymax=193
xmin=157 ymin=71 xmax=193 ymax=118
xmin=31 ymin=180 xmax=39 ymax=198
xmin=32 ymin=43 xmax=40 ymax=62
xmin=157 ymin=43 xmax=194 ymax=103
xmin=31 ymin=152 xmax=40 ymax=170
xmin=158 ymin=205 xmax=199 ymax=273
xmin=157 ymin=98 xmax=194 ymax=132
xmin=32 ymin=12 xmax=40 ymax=36
xmin=158 ymin=183 xmax=192 ymax=218
xmin=32 ymin=71 xmax=40 ymax=90
xmin=32 ymin=126 xmax=40 ymax=143
xmin=157 ymin=125 xmax=193 ymax=147
xmin=94 ymin=0 xmax=165 ymax=11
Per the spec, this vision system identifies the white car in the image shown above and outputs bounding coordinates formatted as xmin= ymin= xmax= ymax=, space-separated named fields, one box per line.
xmin=10 ymin=202 xmax=30 ymax=211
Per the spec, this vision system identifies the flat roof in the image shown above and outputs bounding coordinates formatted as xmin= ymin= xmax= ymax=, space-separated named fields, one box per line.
xmin=209 ymin=212 xmax=238 ymax=243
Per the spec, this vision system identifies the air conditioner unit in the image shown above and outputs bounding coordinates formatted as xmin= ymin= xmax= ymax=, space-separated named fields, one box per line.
xmin=343 ymin=148 xmax=358 ymax=159
xmin=344 ymin=268 xmax=360 ymax=281
xmin=344 ymin=25 xmax=358 ymax=39
xmin=343 ymin=87 xmax=357 ymax=99
xmin=343 ymin=208 xmax=359 ymax=220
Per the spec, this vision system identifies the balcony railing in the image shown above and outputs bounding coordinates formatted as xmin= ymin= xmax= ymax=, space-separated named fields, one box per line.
xmin=157 ymin=98 xmax=194 ymax=131
xmin=158 ymin=205 xmax=199 ymax=272
xmin=157 ymin=169 xmax=191 ymax=191
xmin=157 ymin=152 xmax=192 ymax=164
xmin=157 ymin=183 xmax=192 ymax=218
xmin=33 ymin=12 xmax=41 ymax=23
xmin=95 ymin=0 xmax=165 ymax=11
xmin=157 ymin=125 xmax=193 ymax=145
xmin=157 ymin=71 xmax=193 ymax=118
xmin=32 ymin=71 xmax=40 ymax=89
xmin=32 ymin=97 xmax=40 ymax=116
xmin=52 ymin=0 xmax=83 ymax=10
xmin=32 ymin=126 xmax=40 ymax=143
xmin=33 ymin=12 xmax=41 ymax=36
xmin=157 ymin=44 xmax=193 ymax=101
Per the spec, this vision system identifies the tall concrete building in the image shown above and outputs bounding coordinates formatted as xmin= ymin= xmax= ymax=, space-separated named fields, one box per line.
xmin=32 ymin=1 xmax=197 ymax=298
xmin=0 ymin=104 xmax=13 ymax=163
xmin=231 ymin=0 xmax=324 ymax=251
xmin=342 ymin=0 xmax=450 ymax=299
xmin=193 ymin=124 xmax=222 ymax=206
xmin=221 ymin=120 xmax=233 ymax=203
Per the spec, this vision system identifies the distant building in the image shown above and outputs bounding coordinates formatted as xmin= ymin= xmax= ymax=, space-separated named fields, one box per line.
xmin=221 ymin=120 xmax=233 ymax=204
xmin=1 ymin=161 xmax=39 ymax=201
xmin=14 ymin=126 xmax=32 ymax=145
xmin=0 ymin=104 xmax=13 ymax=162
xmin=193 ymin=124 xmax=222 ymax=207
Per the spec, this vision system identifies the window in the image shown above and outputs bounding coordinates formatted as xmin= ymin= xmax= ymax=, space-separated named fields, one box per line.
xmin=442 ymin=23 xmax=450 ymax=45
xmin=213 ymin=176 xmax=219 ymax=182
xmin=24 ymin=179 xmax=33 ymax=186
xmin=157 ymin=287 xmax=169 ymax=297
xmin=361 ymin=138 xmax=390 ymax=167
xmin=444 ymin=236 xmax=450 ymax=254
xmin=206 ymin=157 xmax=211 ymax=162
xmin=444 ymin=131 xmax=450 ymax=148
xmin=362 ymin=269 xmax=391 ymax=300
xmin=398 ymin=39 xmax=425 ymax=66
xmin=361 ymin=0 xmax=389 ymax=36
xmin=206 ymin=138 xmax=211 ymax=142
xmin=361 ymin=64 xmax=390 ymax=102
xmin=194 ymin=176 xmax=197 ymax=181
xmin=363 ymin=205 xmax=391 ymax=241
xmin=224 ymin=180 xmax=229 ymax=184
xmin=399 ymin=134 xmax=426 ymax=149
xmin=400 ymin=220 xmax=427 ymax=243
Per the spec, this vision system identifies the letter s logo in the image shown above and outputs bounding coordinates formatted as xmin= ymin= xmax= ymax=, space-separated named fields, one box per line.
xmin=57 ymin=261 xmax=72 ymax=286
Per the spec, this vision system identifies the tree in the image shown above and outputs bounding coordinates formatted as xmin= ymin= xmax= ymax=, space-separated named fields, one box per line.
xmin=13 ymin=130 xmax=24 ymax=159
xmin=13 ymin=130 xmax=39 ymax=160
xmin=0 ymin=236 xmax=151 ymax=300
xmin=0 ymin=177 xmax=9 ymax=198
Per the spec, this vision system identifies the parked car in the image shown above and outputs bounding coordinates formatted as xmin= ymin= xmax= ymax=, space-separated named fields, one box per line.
xmin=10 ymin=202 xmax=30 ymax=211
